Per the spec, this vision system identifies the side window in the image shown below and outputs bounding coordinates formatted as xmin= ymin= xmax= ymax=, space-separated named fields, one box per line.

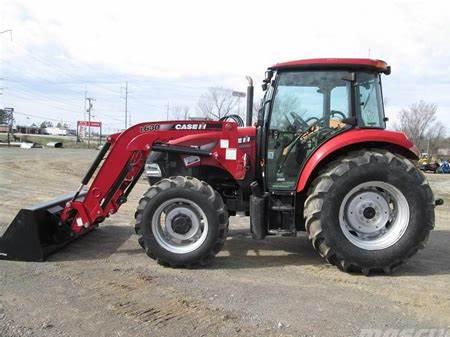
xmin=357 ymin=73 xmax=384 ymax=128
xmin=330 ymin=86 xmax=349 ymax=129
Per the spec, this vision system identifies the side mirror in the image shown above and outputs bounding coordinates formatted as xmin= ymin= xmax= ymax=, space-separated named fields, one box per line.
xmin=262 ymin=70 xmax=274 ymax=91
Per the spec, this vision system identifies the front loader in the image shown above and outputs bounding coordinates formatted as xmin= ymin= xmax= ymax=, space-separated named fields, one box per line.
xmin=0 ymin=58 xmax=442 ymax=274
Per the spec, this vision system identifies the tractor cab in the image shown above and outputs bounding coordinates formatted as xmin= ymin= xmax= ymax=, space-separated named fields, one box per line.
xmin=259 ymin=59 xmax=390 ymax=191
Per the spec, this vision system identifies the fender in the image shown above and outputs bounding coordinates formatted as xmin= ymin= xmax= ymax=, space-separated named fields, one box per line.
xmin=296 ymin=129 xmax=419 ymax=192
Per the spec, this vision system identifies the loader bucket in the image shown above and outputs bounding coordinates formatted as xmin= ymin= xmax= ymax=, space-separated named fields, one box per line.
xmin=0 ymin=191 xmax=87 ymax=262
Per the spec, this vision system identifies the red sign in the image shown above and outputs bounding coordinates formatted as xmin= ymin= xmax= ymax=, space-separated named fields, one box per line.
xmin=78 ymin=121 xmax=102 ymax=128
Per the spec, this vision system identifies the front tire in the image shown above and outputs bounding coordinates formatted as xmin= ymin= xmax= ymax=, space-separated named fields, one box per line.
xmin=135 ymin=176 xmax=228 ymax=268
xmin=304 ymin=150 xmax=435 ymax=274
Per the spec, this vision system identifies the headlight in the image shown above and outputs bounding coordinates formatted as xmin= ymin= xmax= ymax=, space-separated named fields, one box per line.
xmin=145 ymin=163 xmax=162 ymax=177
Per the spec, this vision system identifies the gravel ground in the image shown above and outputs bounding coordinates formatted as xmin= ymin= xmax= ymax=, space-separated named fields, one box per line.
xmin=0 ymin=148 xmax=449 ymax=337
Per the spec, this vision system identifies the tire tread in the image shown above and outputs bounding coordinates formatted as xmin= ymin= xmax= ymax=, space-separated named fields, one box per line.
xmin=304 ymin=149 xmax=434 ymax=275
xmin=134 ymin=176 xmax=228 ymax=268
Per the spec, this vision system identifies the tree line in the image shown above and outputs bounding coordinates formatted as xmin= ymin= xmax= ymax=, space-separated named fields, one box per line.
xmin=170 ymin=87 xmax=252 ymax=121
xmin=0 ymin=109 xmax=13 ymax=126
xmin=395 ymin=100 xmax=448 ymax=155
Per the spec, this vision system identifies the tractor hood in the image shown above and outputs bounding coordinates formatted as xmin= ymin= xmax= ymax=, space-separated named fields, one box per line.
xmin=131 ymin=121 xmax=256 ymax=182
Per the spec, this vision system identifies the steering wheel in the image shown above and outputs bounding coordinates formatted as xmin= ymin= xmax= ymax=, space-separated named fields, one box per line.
xmin=305 ymin=116 xmax=319 ymax=124
xmin=301 ymin=111 xmax=348 ymax=139
xmin=283 ymin=111 xmax=309 ymax=132
xmin=283 ymin=110 xmax=347 ymax=134
xmin=330 ymin=110 xmax=346 ymax=120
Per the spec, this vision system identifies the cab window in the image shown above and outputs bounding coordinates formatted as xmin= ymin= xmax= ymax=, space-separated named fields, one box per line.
xmin=266 ymin=70 xmax=351 ymax=190
xmin=356 ymin=73 xmax=385 ymax=128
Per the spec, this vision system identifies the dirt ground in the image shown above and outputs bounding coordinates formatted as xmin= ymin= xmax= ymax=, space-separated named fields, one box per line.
xmin=0 ymin=148 xmax=449 ymax=337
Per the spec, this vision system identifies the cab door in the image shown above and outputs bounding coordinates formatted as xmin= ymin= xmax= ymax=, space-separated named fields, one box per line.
xmin=265 ymin=70 xmax=351 ymax=191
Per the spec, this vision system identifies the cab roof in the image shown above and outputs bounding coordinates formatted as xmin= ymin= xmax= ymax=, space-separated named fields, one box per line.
xmin=270 ymin=58 xmax=390 ymax=74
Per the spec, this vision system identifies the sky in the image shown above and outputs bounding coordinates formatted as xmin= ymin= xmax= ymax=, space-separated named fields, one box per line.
xmin=0 ymin=0 xmax=449 ymax=134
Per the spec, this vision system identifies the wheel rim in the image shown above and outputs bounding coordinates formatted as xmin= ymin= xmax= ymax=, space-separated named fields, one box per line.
xmin=151 ymin=198 xmax=208 ymax=254
xmin=338 ymin=181 xmax=410 ymax=250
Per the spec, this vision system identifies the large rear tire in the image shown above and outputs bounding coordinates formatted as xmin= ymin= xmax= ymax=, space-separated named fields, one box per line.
xmin=304 ymin=149 xmax=435 ymax=274
xmin=135 ymin=176 xmax=228 ymax=268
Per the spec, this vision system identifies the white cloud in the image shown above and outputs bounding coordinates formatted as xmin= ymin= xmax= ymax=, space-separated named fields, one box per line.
xmin=1 ymin=0 xmax=450 ymax=130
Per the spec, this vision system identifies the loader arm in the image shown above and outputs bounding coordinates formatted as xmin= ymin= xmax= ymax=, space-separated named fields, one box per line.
xmin=61 ymin=120 xmax=244 ymax=234
xmin=0 ymin=120 xmax=246 ymax=261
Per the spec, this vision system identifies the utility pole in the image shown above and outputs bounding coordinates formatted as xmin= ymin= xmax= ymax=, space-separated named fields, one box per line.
xmin=4 ymin=107 xmax=14 ymax=147
xmin=166 ymin=102 xmax=170 ymax=120
xmin=83 ymin=87 xmax=87 ymax=120
xmin=81 ymin=86 xmax=87 ymax=141
xmin=86 ymin=97 xmax=95 ymax=149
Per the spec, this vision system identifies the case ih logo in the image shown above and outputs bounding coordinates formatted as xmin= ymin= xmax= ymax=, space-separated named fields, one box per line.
xmin=174 ymin=123 xmax=207 ymax=130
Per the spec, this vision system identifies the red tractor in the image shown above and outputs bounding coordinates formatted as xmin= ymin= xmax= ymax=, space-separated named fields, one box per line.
xmin=0 ymin=58 xmax=440 ymax=274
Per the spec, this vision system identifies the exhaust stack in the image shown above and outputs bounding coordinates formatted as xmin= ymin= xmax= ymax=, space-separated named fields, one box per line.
xmin=245 ymin=76 xmax=254 ymax=126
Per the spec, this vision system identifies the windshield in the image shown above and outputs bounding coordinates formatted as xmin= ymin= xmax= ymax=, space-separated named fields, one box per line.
xmin=271 ymin=71 xmax=351 ymax=131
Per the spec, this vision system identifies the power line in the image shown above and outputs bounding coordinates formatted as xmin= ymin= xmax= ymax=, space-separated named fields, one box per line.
xmin=5 ymin=82 xmax=124 ymax=116
xmin=1 ymin=39 xmax=214 ymax=126
xmin=13 ymin=110 xmax=68 ymax=123
xmin=94 ymin=110 xmax=124 ymax=122
xmin=5 ymin=80 xmax=84 ymax=105
xmin=13 ymin=110 xmax=124 ymax=131
xmin=5 ymin=90 xmax=82 ymax=114
xmin=3 ymin=39 xmax=110 ymax=88
xmin=3 ymin=59 xmax=211 ymax=92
